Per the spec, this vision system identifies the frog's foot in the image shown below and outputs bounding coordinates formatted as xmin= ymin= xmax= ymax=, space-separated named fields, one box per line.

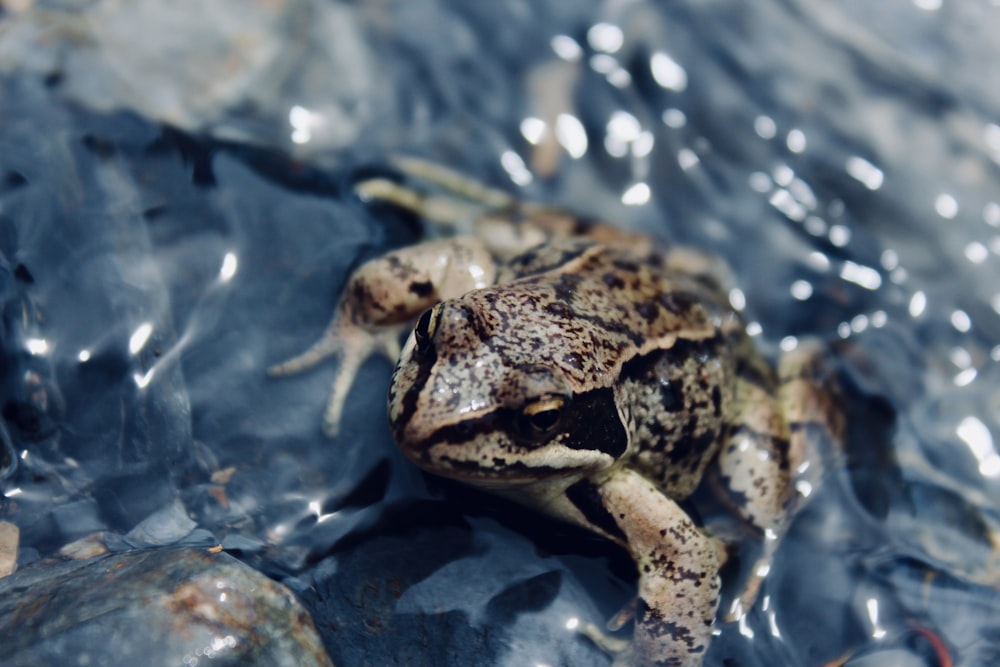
xmin=579 ymin=622 xmax=632 ymax=666
xmin=362 ymin=156 xmax=639 ymax=256
xmin=267 ymin=316 xmax=343 ymax=378
xmin=356 ymin=173 xmax=560 ymax=259
xmin=606 ymin=597 xmax=637 ymax=632
xmin=388 ymin=155 xmax=519 ymax=210
xmin=269 ymin=319 xmax=400 ymax=437
xmin=355 ymin=176 xmax=487 ymax=228
xmin=723 ymin=550 xmax=772 ymax=623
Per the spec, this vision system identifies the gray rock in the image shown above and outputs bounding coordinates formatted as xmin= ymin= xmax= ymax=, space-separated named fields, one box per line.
xmin=0 ymin=520 xmax=16 ymax=577
xmin=0 ymin=547 xmax=333 ymax=667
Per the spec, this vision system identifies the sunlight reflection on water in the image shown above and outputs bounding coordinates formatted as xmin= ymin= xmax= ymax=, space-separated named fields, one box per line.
xmin=1 ymin=0 xmax=999 ymax=665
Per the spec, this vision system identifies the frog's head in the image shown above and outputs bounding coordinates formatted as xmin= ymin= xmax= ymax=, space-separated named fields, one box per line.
xmin=387 ymin=298 xmax=627 ymax=485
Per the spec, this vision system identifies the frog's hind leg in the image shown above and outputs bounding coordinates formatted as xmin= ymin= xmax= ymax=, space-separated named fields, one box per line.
xmin=356 ymin=154 xmax=538 ymax=228
xmin=361 ymin=156 xmax=637 ymax=253
xmin=388 ymin=155 xmax=522 ymax=210
xmin=714 ymin=338 xmax=842 ymax=620
xmin=355 ymin=176 xmax=487 ymax=229
xmin=357 ymin=160 xmax=561 ymax=256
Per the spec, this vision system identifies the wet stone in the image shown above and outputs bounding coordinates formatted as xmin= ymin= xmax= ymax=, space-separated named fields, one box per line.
xmin=0 ymin=547 xmax=334 ymax=667
xmin=0 ymin=520 xmax=17 ymax=577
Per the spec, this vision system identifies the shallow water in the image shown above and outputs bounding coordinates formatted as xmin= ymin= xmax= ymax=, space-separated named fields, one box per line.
xmin=1 ymin=0 xmax=999 ymax=665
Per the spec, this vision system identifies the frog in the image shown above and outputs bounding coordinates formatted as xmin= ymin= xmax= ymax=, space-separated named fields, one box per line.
xmin=270 ymin=157 xmax=843 ymax=666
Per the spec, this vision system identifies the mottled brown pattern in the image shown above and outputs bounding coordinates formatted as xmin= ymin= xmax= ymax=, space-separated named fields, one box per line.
xmin=380 ymin=229 xmax=839 ymax=666
xmin=275 ymin=164 xmax=843 ymax=667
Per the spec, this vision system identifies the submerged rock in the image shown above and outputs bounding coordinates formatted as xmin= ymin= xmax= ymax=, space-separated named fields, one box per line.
xmin=0 ymin=520 xmax=16 ymax=577
xmin=0 ymin=547 xmax=333 ymax=667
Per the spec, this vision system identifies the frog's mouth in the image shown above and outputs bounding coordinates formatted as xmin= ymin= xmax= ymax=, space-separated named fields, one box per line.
xmin=401 ymin=436 xmax=616 ymax=485
xmin=393 ymin=382 xmax=627 ymax=482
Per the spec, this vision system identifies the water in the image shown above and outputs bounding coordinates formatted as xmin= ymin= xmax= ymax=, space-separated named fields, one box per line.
xmin=1 ymin=0 xmax=999 ymax=665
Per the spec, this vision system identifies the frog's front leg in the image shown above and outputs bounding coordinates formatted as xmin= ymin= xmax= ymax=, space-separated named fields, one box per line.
xmin=269 ymin=238 xmax=496 ymax=436
xmin=591 ymin=469 xmax=722 ymax=667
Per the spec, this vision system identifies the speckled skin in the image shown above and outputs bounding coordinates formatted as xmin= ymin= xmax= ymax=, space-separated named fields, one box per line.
xmin=270 ymin=159 xmax=843 ymax=667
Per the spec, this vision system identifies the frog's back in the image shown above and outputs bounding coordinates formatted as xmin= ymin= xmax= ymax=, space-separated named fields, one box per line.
xmin=469 ymin=238 xmax=756 ymax=499
xmin=502 ymin=240 xmax=751 ymax=500
xmin=500 ymin=239 xmax=738 ymax=349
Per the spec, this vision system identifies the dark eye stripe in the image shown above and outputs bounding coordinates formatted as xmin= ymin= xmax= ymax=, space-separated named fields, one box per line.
xmin=408 ymin=409 xmax=505 ymax=453
xmin=403 ymin=385 xmax=627 ymax=463
xmin=566 ymin=478 xmax=626 ymax=542
xmin=390 ymin=336 xmax=439 ymax=444
xmin=558 ymin=386 xmax=627 ymax=457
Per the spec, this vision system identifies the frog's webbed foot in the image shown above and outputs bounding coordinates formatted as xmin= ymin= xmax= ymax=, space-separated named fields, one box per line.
xmin=362 ymin=156 xmax=646 ymax=256
xmin=580 ymin=622 xmax=632 ymax=667
xmin=355 ymin=176 xmax=487 ymax=229
xmin=269 ymin=318 xmax=401 ymax=437
xmin=388 ymin=155 xmax=519 ymax=210
xmin=606 ymin=596 xmax=637 ymax=632
xmin=357 ymin=169 xmax=559 ymax=259
xmin=722 ymin=549 xmax=772 ymax=623
xmin=267 ymin=317 xmax=343 ymax=378
xmin=356 ymin=154 xmax=535 ymax=230
xmin=577 ymin=595 xmax=634 ymax=657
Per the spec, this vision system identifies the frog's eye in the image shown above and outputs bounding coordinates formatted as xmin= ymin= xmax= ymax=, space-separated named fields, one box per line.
xmin=413 ymin=304 xmax=441 ymax=355
xmin=517 ymin=394 xmax=568 ymax=441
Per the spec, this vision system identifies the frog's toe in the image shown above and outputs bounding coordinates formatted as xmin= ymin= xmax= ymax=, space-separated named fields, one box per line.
xmin=318 ymin=357 xmax=364 ymax=438
xmin=355 ymin=177 xmax=422 ymax=210
xmin=268 ymin=328 xmax=342 ymax=377
xmin=356 ymin=176 xmax=483 ymax=228
xmin=389 ymin=155 xmax=517 ymax=209
xmin=580 ymin=622 xmax=632 ymax=663
xmin=321 ymin=393 xmax=344 ymax=438
xmin=723 ymin=570 xmax=765 ymax=623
